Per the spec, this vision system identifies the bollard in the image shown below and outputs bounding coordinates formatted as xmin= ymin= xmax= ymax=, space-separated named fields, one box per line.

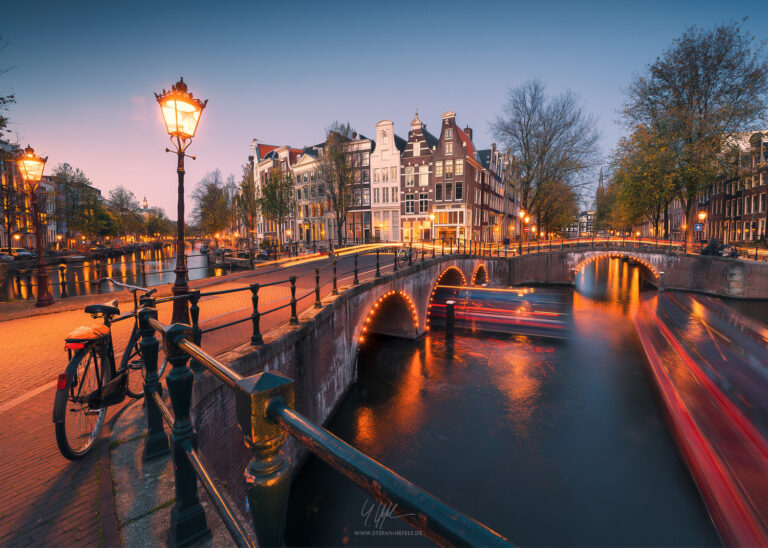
xmin=185 ymin=291 xmax=203 ymax=372
xmin=289 ymin=276 xmax=299 ymax=325
xmin=140 ymin=257 xmax=146 ymax=285
xmin=353 ymin=255 xmax=359 ymax=285
xmin=432 ymin=244 xmax=436 ymax=258
xmin=59 ymin=265 xmax=69 ymax=298
xmin=332 ymin=259 xmax=338 ymax=295
xmin=96 ymin=260 xmax=103 ymax=294
xmin=659 ymin=271 xmax=665 ymax=292
xmin=237 ymin=372 xmax=294 ymax=547
xmin=250 ymin=283 xmax=263 ymax=345
xmin=375 ymin=250 xmax=381 ymax=278
xmin=408 ymin=243 xmax=413 ymax=266
xmin=163 ymin=323 xmax=211 ymax=546
xmin=442 ymin=240 xmax=445 ymax=256
xmin=314 ymin=268 xmax=322 ymax=308
xmin=755 ymin=245 xmax=759 ymax=261
xmin=138 ymin=307 xmax=170 ymax=460
xmin=421 ymin=242 xmax=425 ymax=263
xmin=446 ymin=300 xmax=455 ymax=336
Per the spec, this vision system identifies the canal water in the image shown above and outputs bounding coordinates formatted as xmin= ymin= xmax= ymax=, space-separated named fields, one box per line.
xmin=286 ymin=257 xmax=722 ymax=547
xmin=9 ymin=246 xmax=225 ymax=299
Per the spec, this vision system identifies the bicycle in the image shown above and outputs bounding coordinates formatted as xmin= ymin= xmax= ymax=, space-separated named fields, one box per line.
xmin=53 ymin=278 xmax=168 ymax=460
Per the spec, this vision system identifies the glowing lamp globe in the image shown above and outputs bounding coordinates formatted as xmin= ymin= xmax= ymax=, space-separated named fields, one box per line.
xmin=155 ymin=78 xmax=207 ymax=141
xmin=16 ymin=146 xmax=47 ymax=190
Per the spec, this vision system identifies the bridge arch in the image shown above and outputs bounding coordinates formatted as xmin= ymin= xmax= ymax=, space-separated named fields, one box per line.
xmin=471 ymin=263 xmax=488 ymax=286
xmin=572 ymin=252 xmax=659 ymax=280
xmin=358 ymin=290 xmax=419 ymax=345
xmin=435 ymin=266 xmax=466 ymax=287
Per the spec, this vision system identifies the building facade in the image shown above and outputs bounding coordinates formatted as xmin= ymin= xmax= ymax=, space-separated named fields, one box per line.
xmin=400 ymin=113 xmax=437 ymax=243
xmin=345 ymin=133 xmax=374 ymax=242
xmin=370 ymin=120 xmax=405 ymax=242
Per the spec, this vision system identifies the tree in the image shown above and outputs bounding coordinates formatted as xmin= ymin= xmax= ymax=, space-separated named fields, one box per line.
xmin=533 ymin=180 xmax=579 ymax=237
xmin=317 ymin=121 xmax=354 ymax=246
xmin=492 ymin=79 xmax=600 ymax=244
xmin=108 ymin=186 xmax=140 ymax=238
xmin=0 ymin=35 xmax=14 ymax=140
xmin=191 ymin=170 xmax=230 ymax=238
xmin=51 ymin=163 xmax=94 ymax=240
xmin=235 ymin=163 xmax=259 ymax=248
xmin=75 ymin=193 xmax=118 ymax=240
xmin=258 ymin=168 xmax=294 ymax=252
xmin=609 ymin=126 xmax=677 ymax=237
xmin=623 ymin=21 xmax=768 ymax=246
xmin=145 ymin=207 xmax=175 ymax=237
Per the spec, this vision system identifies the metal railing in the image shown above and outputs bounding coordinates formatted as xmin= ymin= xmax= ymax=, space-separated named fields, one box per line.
xmin=137 ymin=305 xmax=512 ymax=547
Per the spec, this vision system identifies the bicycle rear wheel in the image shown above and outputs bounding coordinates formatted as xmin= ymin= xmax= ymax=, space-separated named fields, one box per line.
xmin=54 ymin=344 xmax=108 ymax=460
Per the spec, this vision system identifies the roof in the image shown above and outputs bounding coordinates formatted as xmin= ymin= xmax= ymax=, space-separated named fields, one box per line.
xmin=477 ymin=149 xmax=491 ymax=169
xmin=394 ymin=134 xmax=407 ymax=153
xmin=456 ymin=127 xmax=476 ymax=157
xmin=422 ymin=127 xmax=439 ymax=149
xmin=256 ymin=144 xmax=278 ymax=159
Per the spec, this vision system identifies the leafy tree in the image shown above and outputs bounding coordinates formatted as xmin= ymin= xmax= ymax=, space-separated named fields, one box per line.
xmin=492 ymin=79 xmax=600 ymax=244
xmin=108 ymin=186 xmax=140 ymax=238
xmin=51 ymin=163 xmax=94 ymax=240
xmin=191 ymin=170 xmax=230 ymax=238
xmin=145 ymin=207 xmax=175 ymax=237
xmin=317 ymin=121 xmax=354 ymax=246
xmin=75 ymin=193 xmax=118 ymax=239
xmin=533 ymin=180 xmax=578 ymax=237
xmin=236 ymin=163 xmax=259 ymax=247
xmin=0 ymin=36 xmax=14 ymax=140
xmin=258 ymin=168 xmax=294 ymax=251
xmin=623 ymin=21 xmax=768 ymax=246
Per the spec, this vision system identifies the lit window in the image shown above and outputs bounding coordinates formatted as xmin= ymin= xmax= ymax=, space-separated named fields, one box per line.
xmin=405 ymin=166 xmax=414 ymax=186
xmin=445 ymin=141 xmax=453 ymax=155
xmin=419 ymin=193 xmax=429 ymax=213
xmin=419 ymin=165 xmax=429 ymax=186
xmin=391 ymin=167 xmax=398 ymax=180
xmin=391 ymin=187 xmax=398 ymax=202
xmin=382 ymin=168 xmax=388 ymax=183
xmin=445 ymin=160 xmax=453 ymax=179
xmin=445 ymin=128 xmax=452 ymax=139
xmin=455 ymin=159 xmax=463 ymax=176
xmin=435 ymin=161 xmax=443 ymax=177
xmin=373 ymin=169 xmax=380 ymax=182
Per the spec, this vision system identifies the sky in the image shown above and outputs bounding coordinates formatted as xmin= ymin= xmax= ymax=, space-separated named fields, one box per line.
xmin=1 ymin=0 xmax=766 ymax=217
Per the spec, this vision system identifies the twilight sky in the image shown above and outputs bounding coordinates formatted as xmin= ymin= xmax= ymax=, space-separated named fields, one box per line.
xmin=1 ymin=0 xmax=765 ymax=218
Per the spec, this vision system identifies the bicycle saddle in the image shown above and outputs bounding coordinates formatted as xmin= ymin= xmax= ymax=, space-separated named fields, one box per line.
xmin=84 ymin=299 xmax=120 ymax=316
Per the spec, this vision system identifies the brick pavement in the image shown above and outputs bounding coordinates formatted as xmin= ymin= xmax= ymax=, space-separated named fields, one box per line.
xmin=0 ymin=251 xmax=390 ymax=546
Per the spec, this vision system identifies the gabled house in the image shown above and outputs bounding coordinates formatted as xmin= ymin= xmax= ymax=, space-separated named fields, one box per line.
xmin=400 ymin=112 xmax=438 ymax=243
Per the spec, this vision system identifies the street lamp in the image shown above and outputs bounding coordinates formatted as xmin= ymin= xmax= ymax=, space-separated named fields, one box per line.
xmin=155 ymin=77 xmax=207 ymax=323
xmin=15 ymin=145 xmax=53 ymax=307
xmin=698 ymin=211 xmax=707 ymax=242
xmin=429 ymin=213 xmax=435 ymax=243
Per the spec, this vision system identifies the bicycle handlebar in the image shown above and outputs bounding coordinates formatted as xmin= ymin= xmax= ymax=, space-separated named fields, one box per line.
xmin=98 ymin=277 xmax=157 ymax=297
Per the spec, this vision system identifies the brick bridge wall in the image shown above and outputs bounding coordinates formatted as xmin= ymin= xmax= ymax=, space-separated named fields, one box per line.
xmin=189 ymin=248 xmax=768 ymax=510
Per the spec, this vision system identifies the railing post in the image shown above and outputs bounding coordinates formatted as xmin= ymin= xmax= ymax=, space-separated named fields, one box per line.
xmin=432 ymin=243 xmax=436 ymax=258
xmin=421 ymin=242 xmax=425 ymax=263
xmin=138 ymin=307 xmax=170 ymax=460
xmin=408 ymin=243 xmax=413 ymax=265
xmin=332 ymin=259 xmax=338 ymax=295
xmin=289 ymin=276 xmax=299 ymax=325
xmin=314 ymin=268 xmax=322 ymax=308
xmin=375 ymin=250 xmax=381 ymax=278
xmin=393 ymin=248 xmax=399 ymax=272
xmin=163 ymin=323 xmax=210 ymax=546
xmin=659 ymin=271 xmax=666 ymax=292
xmin=236 ymin=372 xmax=294 ymax=547
xmin=140 ymin=256 xmax=146 ymax=285
xmin=353 ymin=255 xmax=359 ymax=285
xmin=188 ymin=290 xmax=203 ymax=372
xmin=59 ymin=265 xmax=68 ymax=298
xmin=442 ymin=240 xmax=445 ymax=256
xmin=250 ymin=283 xmax=263 ymax=345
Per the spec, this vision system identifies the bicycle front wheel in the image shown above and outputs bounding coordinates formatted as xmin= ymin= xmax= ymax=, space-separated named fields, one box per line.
xmin=54 ymin=345 xmax=108 ymax=460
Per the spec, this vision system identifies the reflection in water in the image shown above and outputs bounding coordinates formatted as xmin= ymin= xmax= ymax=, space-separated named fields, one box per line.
xmin=9 ymin=246 xmax=223 ymax=299
xmin=285 ymin=258 xmax=720 ymax=546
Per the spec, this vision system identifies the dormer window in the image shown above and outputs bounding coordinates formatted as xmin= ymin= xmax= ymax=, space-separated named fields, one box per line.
xmin=445 ymin=128 xmax=452 ymax=139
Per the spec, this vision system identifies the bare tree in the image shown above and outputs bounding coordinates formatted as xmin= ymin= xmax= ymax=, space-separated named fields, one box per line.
xmin=257 ymin=168 xmax=294 ymax=252
xmin=191 ymin=170 xmax=230 ymax=238
xmin=235 ymin=163 xmax=259 ymax=251
xmin=492 ymin=79 xmax=600 ymax=244
xmin=623 ymin=21 xmax=768 ymax=246
xmin=317 ymin=121 xmax=354 ymax=246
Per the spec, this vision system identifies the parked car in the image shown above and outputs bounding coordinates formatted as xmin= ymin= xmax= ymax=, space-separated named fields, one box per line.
xmin=397 ymin=248 xmax=412 ymax=261
xmin=0 ymin=252 xmax=14 ymax=262
xmin=10 ymin=247 xmax=34 ymax=260
xmin=256 ymin=250 xmax=271 ymax=260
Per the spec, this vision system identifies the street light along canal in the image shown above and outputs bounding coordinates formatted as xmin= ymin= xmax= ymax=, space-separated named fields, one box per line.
xmin=285 ymin=257 xmax=721 ymax=547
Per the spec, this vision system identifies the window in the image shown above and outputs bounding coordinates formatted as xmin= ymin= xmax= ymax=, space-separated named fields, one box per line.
xmin=310 ymin=186 xmax=316 ymax=198
xmin=362 ymin=153 xmax=369 ymax=166
xmin=373 ymin=188 xmax=380 ymax=203
xmin=413 ymin=141 xmax=420 ymax=157
xmin=382 ymin=188 xmax=388 ymax=203
xmin=391 ymin=187 xmax=398 ymax=202
xmin=296 ymin=174 xmax=301 ymax=184
xmin=354 ymin=171 xmax=362 ymax=184
xmin=445 ymin=182 xmax=453 ymax=201
xmin=354 ymin=190 xmax=361 ymax=206
xmin=762 ymin=194 xmax=766 ymax=212
xmin=373 ymin=168 xmax=380 ymax=182
xmin=363 ymin=189 xmax=370 ymax=206
xmin=455 ymin=182 xmax=463 ymax=200
xmin=435 ymin=161 xmax=443 ymax=177
xmin=382 ymin=168 xmax=388 ymax=183
xmin=391 ymin=167 xmax=398 ymax=181
xmin=419 ymin=165 xmax=429 ymax=186
xmin=405 ymin=166 xmax=414 ymax=186
xmin=363 ymin=170 xmax=369 ymax=183
xmin=419 ymin=193 xmax=429 ymax=213
xmin=303 ymin=188 xmax=309 ymax=199
xmin=436 ymin=184 xmax=443 ymax=201
xmin=445 ymin=128 xmax=452 ymax=139
xmin=405 ymin=194 xmax=415 ymax=214
xmin=303 ymin=173 xmax=308 ymax=183
xmin=297 ymin=190 xmax=301 ymax=200
xmin=445 ymin=160 xmax=453 ymax=179
xmin=455 ymin=159 xmax=463 ymax=176
xmin=445 ymin=141 xmax=453 ymax=155
xmin=753 ymin=195 xmax=758 ymax=214
xmin=311 ymin=171 xmax=316 ymax=181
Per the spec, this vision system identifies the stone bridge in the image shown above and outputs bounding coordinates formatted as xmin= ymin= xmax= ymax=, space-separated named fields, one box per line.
xmin=188 ymin=246 xmax=768 ymax=510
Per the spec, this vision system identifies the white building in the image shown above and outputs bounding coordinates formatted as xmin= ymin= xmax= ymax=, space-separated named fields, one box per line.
xmin=370 ymin=120 xmax=406 ymax=242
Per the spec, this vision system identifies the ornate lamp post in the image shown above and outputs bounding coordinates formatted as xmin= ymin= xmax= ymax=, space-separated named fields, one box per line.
xmin=698 ymin=210 xmax=708 ymax=242
xmin=16 ymin=145 xmax=53 ymax=307
xmin=155 ymin=78 xmax=207 ymax=323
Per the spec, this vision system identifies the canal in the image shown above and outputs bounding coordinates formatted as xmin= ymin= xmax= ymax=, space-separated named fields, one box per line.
xmin=286 ymin=257 xmax=722 ymax=546
xmin=9 ymin=246 xmax=225 ymax=299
